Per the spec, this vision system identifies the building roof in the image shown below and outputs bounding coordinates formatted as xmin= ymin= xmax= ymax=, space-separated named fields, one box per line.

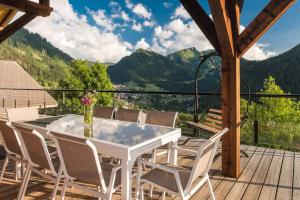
xmin=0 ymin=60 xmax=58 ymax=108
xmin=0 ymin=6 xmax=16 ymax=31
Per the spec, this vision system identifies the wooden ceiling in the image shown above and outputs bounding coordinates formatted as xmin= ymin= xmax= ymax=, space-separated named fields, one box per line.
xmin=0 ymin=0 xmax=52 ymax=43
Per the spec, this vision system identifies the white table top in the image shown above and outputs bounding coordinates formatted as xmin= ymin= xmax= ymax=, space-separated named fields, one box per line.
xmin=46 ymin=114 xmax=180 ymax=148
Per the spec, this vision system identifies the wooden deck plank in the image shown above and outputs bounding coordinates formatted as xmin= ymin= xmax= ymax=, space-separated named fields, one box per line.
xmin=294 ymin=152 xmax=300 ymax=200
xmin=208 ymin=145 xmax=257 ymax=200
xmin=275 ymin=151 xmax=294 ymax=200
xmin=258 ymin=149 xmax=284 ymax=200
xmin=224 ymin=147 xmax=265 ymax=200
xmin=241 ymin=148 xmax=275 ymax=200
xmin=190 ymin=145 xmax=249 ymax=200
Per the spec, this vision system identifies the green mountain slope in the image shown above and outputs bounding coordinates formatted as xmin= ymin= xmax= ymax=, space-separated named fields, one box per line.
xmin=241 ymin=44 xmax=300 ymax=93
xmin=0 ymin=28 xmax=73 ymax=88
xmin=108 ymin=48 xmax=221 ymax=92
xmin=109 ymin=45 xmax=300 ymax=93
xmin=108 ymin=48 xmax=195 ymax=91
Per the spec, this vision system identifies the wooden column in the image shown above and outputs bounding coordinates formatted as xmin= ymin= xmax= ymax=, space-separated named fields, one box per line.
xmin=222 ymin=0 xmax=241 ymax=178
xmin=209 ymin=0 xmax=241 ymax=177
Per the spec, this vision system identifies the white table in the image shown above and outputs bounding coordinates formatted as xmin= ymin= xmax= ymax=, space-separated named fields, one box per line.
xmin=22 ymin=115 xmax=181 ymax=200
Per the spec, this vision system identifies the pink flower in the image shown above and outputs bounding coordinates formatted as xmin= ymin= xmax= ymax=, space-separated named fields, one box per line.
xmin=81 ymin=93 xmax=96 ymax=106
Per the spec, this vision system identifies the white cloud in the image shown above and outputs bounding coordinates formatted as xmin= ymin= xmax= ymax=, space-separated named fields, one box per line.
xmin=121 ymin=11 xmax=130 ymax=21
xmin=163 ymin=2 xmax=173 ymax=8
xmin=149 ymin=14 xmax=276 ymax=61
xmin=244 ymin=44 xmax=277 ymax=60
xmin=88 ymin=9 xmax=115 ymax=32
xmin=135 ymin=38 xmax=150 ymax=50
xmin=172 ymin=5 xmax=190 ymax=20
xmin=125 ymin=0 xmax=134 ymax=9
xmin=132 ymin=23 xmax=143 ymax=32
xmin=132 ymin=3 xmax=152 ymax=19
xmin=150 ymin=19 xmax=212 ymax=55
xmin=143 ymin=20 xmax=155 ymax=27
xmin=24 ymin=0 xmax=132 ymax=63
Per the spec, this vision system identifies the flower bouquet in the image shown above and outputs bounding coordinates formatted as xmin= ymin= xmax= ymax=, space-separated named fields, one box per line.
xmin=81 ymin=92 xmax=97 ymax=137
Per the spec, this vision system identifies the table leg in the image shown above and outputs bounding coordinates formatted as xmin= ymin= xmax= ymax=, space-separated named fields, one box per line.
xmin=168 ymin=141 xmax=178 ymax=165
xmin=121 ymin=160 xmax=133 ymax=200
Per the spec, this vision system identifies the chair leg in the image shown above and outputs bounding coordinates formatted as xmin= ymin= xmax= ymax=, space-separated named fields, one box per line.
xmin=149 ymin=185 xmax=153 ymax=197
xmin=97 ymin=186 xmax=102 ymax=200
xmin=207 ymin=177 xmax=215 ymax=200
xmin=60 ymin=177 xmax=69 ymax=200
xmin=0 ymin=155 xmax=9 ymax=181
xmin=17 ymin=165 xmax=32 ymax=200
xmin=162 ymin=190 xmax=166 ymax=200
xmin=139 ymin=185 xmax=144 ymax=200
xmin=50 ymin=166 xmax=63 ymax=200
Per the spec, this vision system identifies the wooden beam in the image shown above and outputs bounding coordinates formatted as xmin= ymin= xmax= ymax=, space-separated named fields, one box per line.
xmin=0 ymin=0 xmax=52 ymax=17
xmin=0 ymin=13 xmax=37 ymax=43
xmin=0 ymin=8 xmax=16 ymax=31
xmin=208 ymin=0 xmax=234 ymax=58
xmin=238 ymin=0 xmax=296 ymax=57
xmin=179 ymin=0 xmax=221 ymax=54
xmin=238 ymin=0 xmax=244 ymax=12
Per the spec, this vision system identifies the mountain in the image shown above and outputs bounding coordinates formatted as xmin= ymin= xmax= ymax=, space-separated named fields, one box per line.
xmin=241 ymin=44 xmax=300 ymax=93
xmin=108 ymin=48 xmax=221 ymax=91
xmin=1 ymin=28 xmax=300 ymax=94
xmin=109 ymin=45 xmax=300 ymax=94
xmin=0 ymin=28 xmax=73 ymax=87
xmin=108 ymin=48 xmax=195 ymax=91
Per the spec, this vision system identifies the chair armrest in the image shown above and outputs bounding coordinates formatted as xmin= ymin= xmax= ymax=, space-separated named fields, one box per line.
xmin=138 ymin=159 xmax=178 ymax=174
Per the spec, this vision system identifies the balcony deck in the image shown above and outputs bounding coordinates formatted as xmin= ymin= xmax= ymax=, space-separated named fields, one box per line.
xmin=0 ymin=142 xmax=299 ymax=200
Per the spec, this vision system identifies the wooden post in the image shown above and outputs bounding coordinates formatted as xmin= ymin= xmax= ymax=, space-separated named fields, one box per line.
xmin=222 ymin=0 xmax=241 ymax=178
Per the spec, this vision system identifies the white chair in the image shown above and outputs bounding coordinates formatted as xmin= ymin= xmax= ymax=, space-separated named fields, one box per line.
xmin=136 ymin=128 xmax=228 ymax=200
xmin=12 ymin=123 xmax=63 ymax=200
xmin=94 ymin=107 xmax=116 ymax=119
xmin=50 ymin=131 xmax=122 ymax=200
xmin=144 ymin=110 xmax=178 ymax=161
xmin=0 ymin=120 xmax=28 ymax=182
xmin=115 ymin=108 xmax=145 ymax=123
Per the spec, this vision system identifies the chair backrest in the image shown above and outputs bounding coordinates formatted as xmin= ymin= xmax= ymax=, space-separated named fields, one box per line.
xmin=203 ymin=109 xmax=222 ymax=130
xmin=94 ymin=107 xmax=116 ymax=119
xmin=115 ymin=108 xmax=143 ymax=123
xmin=12 ymin=122 xmax=57 ymax=174
xmin=145 ymin=110 xmax=178 ymax=128
xmin=186 ymin=128 xmax=228 ymax=191
xmin=0 ymin=120 xmax=23 ymax=156
xmin=50 ymin=131 xmax=107 ymax=191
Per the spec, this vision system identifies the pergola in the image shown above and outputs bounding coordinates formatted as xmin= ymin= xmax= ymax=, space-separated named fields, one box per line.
xmin=0 ymin=0 xmax=296 ymax=178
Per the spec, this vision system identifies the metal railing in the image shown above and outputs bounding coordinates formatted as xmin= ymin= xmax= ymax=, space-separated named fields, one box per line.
xmin=1 ymin=87 xmax=300 ymax=151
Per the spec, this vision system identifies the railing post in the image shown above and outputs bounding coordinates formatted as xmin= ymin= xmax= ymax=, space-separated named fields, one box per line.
xmin=43 ymin=90 xmax=46 ymax=115
xmin=27 ymin=89 xmax=30 ymax=107
xmin=254 ymin=97 xmax=259 ymax=144
xmin=14 ymin=89 xmax=16 ymax=108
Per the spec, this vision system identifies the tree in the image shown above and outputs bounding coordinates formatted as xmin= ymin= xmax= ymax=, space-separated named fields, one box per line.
xmin=59 ymin=60 xmax=113 ymax=113
xmin=241 ymin=76 xmax=300 ymax=150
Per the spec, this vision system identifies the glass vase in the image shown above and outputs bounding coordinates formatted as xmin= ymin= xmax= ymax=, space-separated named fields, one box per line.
xmin=84 ymin=105 xmax=93 ymax=138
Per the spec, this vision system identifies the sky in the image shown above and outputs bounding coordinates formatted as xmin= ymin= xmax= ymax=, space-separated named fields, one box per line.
xmin=24 ymin=0 xmax=300 ymax=63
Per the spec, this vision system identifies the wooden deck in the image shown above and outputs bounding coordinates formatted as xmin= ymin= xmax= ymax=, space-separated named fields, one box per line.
xmin=0 ymin=142 xmax=299 ymax=200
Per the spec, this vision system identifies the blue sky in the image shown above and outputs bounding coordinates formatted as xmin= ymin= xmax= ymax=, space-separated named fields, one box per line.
xmin=25 ymin=0 xmax=300 ymax=62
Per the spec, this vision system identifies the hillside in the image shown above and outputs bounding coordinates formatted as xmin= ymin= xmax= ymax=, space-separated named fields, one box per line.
xmin=108 ymin=48 xmax=194 ymax=91
xmin=108 ymin=48 xmax=221 ymax=91
xmin=0 ymin=28 xmax=73 ymax=88
xmin=109 ymin=45 xmax=300 ymax=93
xmin=241 ymin=44 xmax=300 ymax=93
